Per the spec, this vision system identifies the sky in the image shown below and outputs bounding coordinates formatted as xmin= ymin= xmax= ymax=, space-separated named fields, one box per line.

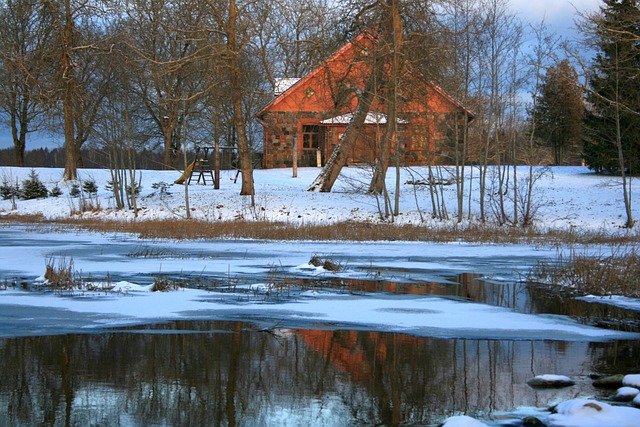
xmin=511 ymin=0 xmax=602 ymax=36
xmin=0 ymin=0 xmax=605 ymax=151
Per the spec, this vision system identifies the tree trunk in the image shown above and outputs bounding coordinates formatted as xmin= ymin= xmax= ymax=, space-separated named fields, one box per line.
xmin=162 ymin=118 xmax=175 ymax=169
xmin=369 ymin=0 xmax=402 ymax=196
xmin=228 ymin=0 xmax=254 ymax=199
xmin=308 ymin=65 xmax=381 ymax=192
xmin=58 ymin=0 xmax=77 ymax=181
xmin=62 ymin=79 xmax=77 ymax=180
xmin=11 ymin=108 xmax=27 ymax=167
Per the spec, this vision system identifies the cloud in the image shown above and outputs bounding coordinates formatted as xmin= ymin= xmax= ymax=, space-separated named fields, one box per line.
xmin=510 ymin=0 xmax=602 ymax=36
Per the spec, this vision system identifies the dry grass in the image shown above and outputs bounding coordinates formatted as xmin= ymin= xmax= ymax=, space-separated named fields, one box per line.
xmin=309 ymin=255 xmax=343 ymax=272
xmin=528 ymin=246 xmax=640 ymax=297
xmin=150 ymin=275 xmax=182 ymax=292
xmin=2 ymin=214 xmax=638 ymax=246
xmin=44 ymin=257 xmax=80 ymax=291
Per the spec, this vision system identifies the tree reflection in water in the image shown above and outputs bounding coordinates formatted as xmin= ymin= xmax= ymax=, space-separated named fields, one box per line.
xmin=0 ymin=321 xmax=638 ymax=426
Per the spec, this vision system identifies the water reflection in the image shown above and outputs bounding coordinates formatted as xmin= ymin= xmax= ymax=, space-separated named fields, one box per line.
xmin=1 ymin=321 xmax=637 ymax=426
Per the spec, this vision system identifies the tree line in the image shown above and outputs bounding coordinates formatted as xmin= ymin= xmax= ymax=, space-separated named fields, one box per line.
xmin=0 ymin=0 xmax=637 ymax=226
xmin=0 ymin=146 xmax=174 ymax=169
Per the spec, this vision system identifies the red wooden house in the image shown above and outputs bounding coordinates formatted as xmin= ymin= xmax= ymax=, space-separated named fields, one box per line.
xmin=256 ymin=33 xmax=473 ymax=169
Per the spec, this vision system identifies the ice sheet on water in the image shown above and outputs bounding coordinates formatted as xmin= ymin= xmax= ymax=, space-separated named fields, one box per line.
xmin=1 ymin=285 xmax=637 ymax=341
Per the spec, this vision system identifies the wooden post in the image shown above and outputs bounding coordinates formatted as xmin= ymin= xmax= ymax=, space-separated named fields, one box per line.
xmin=292 ymin=133 xmax=298 ymax=178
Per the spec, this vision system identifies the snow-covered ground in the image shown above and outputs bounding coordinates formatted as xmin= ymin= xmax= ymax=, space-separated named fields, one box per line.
xmin=1 ymin=165 xmax=639 ymax=427
xmin=0 ymin=165 xmax=638 ymax=232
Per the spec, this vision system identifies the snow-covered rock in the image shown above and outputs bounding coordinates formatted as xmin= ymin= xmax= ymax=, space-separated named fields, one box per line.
xmin=527 ymin=374 xmax=575 ymax=388
xmin=623 ymin=374 xmax=640 ymax=388
xmin=613 ymin=386 xmax=640 ymax=402
xmin=547 ymin=398 xmax=640 ymax=427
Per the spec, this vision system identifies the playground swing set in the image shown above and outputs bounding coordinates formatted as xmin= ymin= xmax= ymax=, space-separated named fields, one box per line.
xmin=174 ymin=146 xmax=241 ymax=186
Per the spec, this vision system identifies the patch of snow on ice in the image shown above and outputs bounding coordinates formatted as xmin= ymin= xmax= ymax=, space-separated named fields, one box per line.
xmin=442 ymin=415 xmax=488 ymax=426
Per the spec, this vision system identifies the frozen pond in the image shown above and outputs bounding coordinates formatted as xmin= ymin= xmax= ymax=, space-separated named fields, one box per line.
xmin=1 ymin=224 xmax=639 ymax=426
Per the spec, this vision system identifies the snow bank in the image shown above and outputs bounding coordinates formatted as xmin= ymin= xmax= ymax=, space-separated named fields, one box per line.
xmin=546 ymin=399 xmax=640 ymax=427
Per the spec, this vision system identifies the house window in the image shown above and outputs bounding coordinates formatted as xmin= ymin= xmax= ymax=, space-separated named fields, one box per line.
xmin=302 ymin=125 xmax=320 ymax=150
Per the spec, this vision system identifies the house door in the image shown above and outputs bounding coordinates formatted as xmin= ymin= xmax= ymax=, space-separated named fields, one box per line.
xmin=301 ymin=125 xmax=324 ymax=167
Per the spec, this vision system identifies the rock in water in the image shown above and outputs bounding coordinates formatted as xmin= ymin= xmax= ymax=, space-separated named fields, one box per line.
xmin=527 ymin=374 xmax=575 ymax=388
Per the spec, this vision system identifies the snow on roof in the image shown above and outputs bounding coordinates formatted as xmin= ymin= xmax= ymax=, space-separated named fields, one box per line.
xmin=321 ymin=112 xmax=408 ymax=125
xmin=274 ymin=78 xmax=301 ymax=96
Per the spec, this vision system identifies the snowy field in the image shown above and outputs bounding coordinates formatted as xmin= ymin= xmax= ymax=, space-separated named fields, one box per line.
xmin=0 ymin=165 xmax=638 ymax=232
xmin=1 ymin=165 xmax=640 ymax=427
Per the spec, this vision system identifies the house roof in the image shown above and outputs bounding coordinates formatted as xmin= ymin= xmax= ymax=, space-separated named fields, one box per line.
xmin=256 ymin=32 xmax=372 ymax=118
xmin=256 ymin=32 xmax=474 ymax=121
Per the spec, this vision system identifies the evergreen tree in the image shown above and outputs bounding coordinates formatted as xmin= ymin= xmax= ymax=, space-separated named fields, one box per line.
xmin=583 ymin=0 xmax=640 ymax=175
xmin=82 ymin=180 xmax=98 ymax=195
xmin=20 ymin=169 xmax=48 ymax=199
xmin=533 ymin=60 xmax=584 ymax=165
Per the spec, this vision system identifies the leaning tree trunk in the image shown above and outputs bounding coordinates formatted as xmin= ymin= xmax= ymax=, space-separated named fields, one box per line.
xmin=308 ymin=66 xmax=381 ymax=192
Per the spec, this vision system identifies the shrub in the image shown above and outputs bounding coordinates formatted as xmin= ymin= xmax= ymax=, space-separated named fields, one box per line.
xmin=21 ymin=169 xmax=48 ymax=200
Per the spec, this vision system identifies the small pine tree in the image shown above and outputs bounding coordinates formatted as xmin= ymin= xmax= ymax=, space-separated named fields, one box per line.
xmin=82 ymin=180 xmax=98 ymax=194
xmin=126 ymin=183 xmax=142 ymax=196
xmin=20 ymin=170 xmax=49 ymax=200
xmin=69 ymin=183 xmax=81 ymax=197
xmin=50 ymin=185 xmax=63 ymax=197
xmin=0 ymin=177 xmax=20 ymax=200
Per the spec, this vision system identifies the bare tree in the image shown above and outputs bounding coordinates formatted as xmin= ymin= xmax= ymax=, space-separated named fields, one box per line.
xmin=0 ymin=0 xmax=50 ymax=166
xmin=92 ymin=41 xmax=144 ymax=214
xmin=218 ymin=0 xmax=256 ymax=198
xmin=123 ymin=0 xmax=217 ymax=170
xmin=40 ymin=0 xmax=107 ymax=180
